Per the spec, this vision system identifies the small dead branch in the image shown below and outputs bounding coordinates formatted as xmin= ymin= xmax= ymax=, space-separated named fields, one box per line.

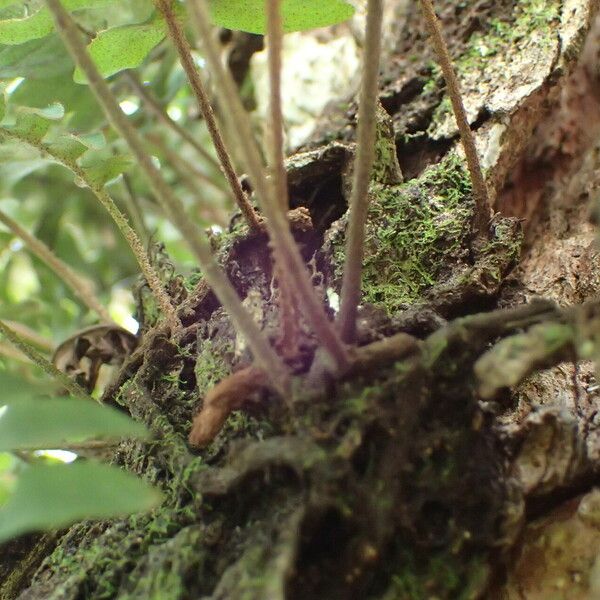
xmin=190 ymin=333 xmax=421 ymax=448
xmin=350 ymin=332 xmax=421 ymax=374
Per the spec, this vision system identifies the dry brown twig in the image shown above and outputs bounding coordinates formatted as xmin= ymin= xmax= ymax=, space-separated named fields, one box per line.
xmin=189 ymin=332 xmax=421 ymax=447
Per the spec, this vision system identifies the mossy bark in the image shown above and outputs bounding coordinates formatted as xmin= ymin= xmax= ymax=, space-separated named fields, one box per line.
xmin=2 ymin=1 xmax=598 ymax=599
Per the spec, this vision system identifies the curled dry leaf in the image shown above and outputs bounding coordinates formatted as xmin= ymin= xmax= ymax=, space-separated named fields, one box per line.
xmin=189 ymin=366 xmax=269 ymax=448
xmin=53 ymin=325 xmax=138 ymax=394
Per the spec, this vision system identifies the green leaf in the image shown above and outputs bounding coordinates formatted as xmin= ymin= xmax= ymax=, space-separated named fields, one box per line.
xmin=77 ymin=131 xmax=106 ymax=149
xmin=0 ymin=36 xmax=72 ymax=79
xmin=0 ymin=8 xmax=53 ymax=45
xmin=0 ymin=462 xmax=163 ymax=542
xmin=0 ymin=151 xmax=48 ymax=188
xmin=0 ymin=370 xmax=49 ymax=403
xmin=47 ymin=130 xmax=107 ymax=162
xmin=0 ymin=0 xmax=117 ymax=45
xmin=209 ymin=0 xmax=355 ymax=34
xmin=11 ymin=72 xmax=104 ymax=131
xmin=10 ymin=102 xmax=65 ymax=143
xmin=0 ymin=452 xmax=16 ymax=507
xmin=0 ymin=397 xmax=149 ymax=451
xmin=79 ymin=152 xmax=132 ymax=187
xmin=74 ymin=19 xmax=165 ymax=84
xmin=23 ymin=102 xmax=65 ymax=120
xmin=47 ymin=135 xmax=89 ymax=161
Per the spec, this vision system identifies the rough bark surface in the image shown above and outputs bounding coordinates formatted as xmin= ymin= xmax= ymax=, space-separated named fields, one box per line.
xmin=2 ymin=1 xmax=600 ymax=599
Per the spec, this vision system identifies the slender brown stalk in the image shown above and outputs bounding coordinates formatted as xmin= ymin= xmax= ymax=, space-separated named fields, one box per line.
xmin=124 ymin=70 xmax=221 ymax=174
xmin=189 ymin=0 xmax=350 ymax=373
xmin=0 ymin=126 xmax=179 ymax=330
xmin=155 ymin=0 xmax=261 ymax=231
xmin=0 ymin=319 xmax=92 ymax=400
xmin=0 ymin=208 xmax=114 ymax=323
xmin=419 ymin=0 xmax=491 ymax=240
xmin=265 ymin=0 xmax=298 ymax=358
xmin=46 ymin=0 xmax=290 ymax=392
xmin=337 ymin=0 xmax=384 ymax=344
xmin=265 ymin=0 xmax=288 ymax=213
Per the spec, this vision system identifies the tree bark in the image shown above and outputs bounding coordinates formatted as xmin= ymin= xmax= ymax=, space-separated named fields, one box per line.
xmin=2 ymin=1 xmax=600 ymax=598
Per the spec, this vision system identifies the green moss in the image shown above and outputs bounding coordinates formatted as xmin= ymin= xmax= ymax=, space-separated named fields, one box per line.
xmin=372 ymin=103 xmax=403 ymax=185
xmin=41 ymin=496 xmax=206 ymax=599
xmin=461 ymin=0 xmax=559 ymax=70
xmin=194 ymin=338 xmax=232 ymax=398
xmin=118 ymin=525 xmax=207 ymax=600
xmin=476 ymin=216 xmax=523 ymax=285
xmin=332 ymin=153 xmax=473 ymax=312
xmin=183 ymin=269 xmax=204 ymax=292
xmin=384 ymin=550 xmax=488 ymax=600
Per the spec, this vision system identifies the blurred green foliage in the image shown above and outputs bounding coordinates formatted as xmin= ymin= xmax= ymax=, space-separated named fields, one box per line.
xmin=0 ymin=461 xmax=162 ymax=542
xmin=0 ymin=0 xmax=227 ymax=359
xmin=0 ymin=370 xmax=158 ymax=542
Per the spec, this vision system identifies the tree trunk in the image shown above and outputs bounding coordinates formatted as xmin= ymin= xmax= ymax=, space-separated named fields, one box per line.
xmin=2 ymin=1 xmax=600 ymax=598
